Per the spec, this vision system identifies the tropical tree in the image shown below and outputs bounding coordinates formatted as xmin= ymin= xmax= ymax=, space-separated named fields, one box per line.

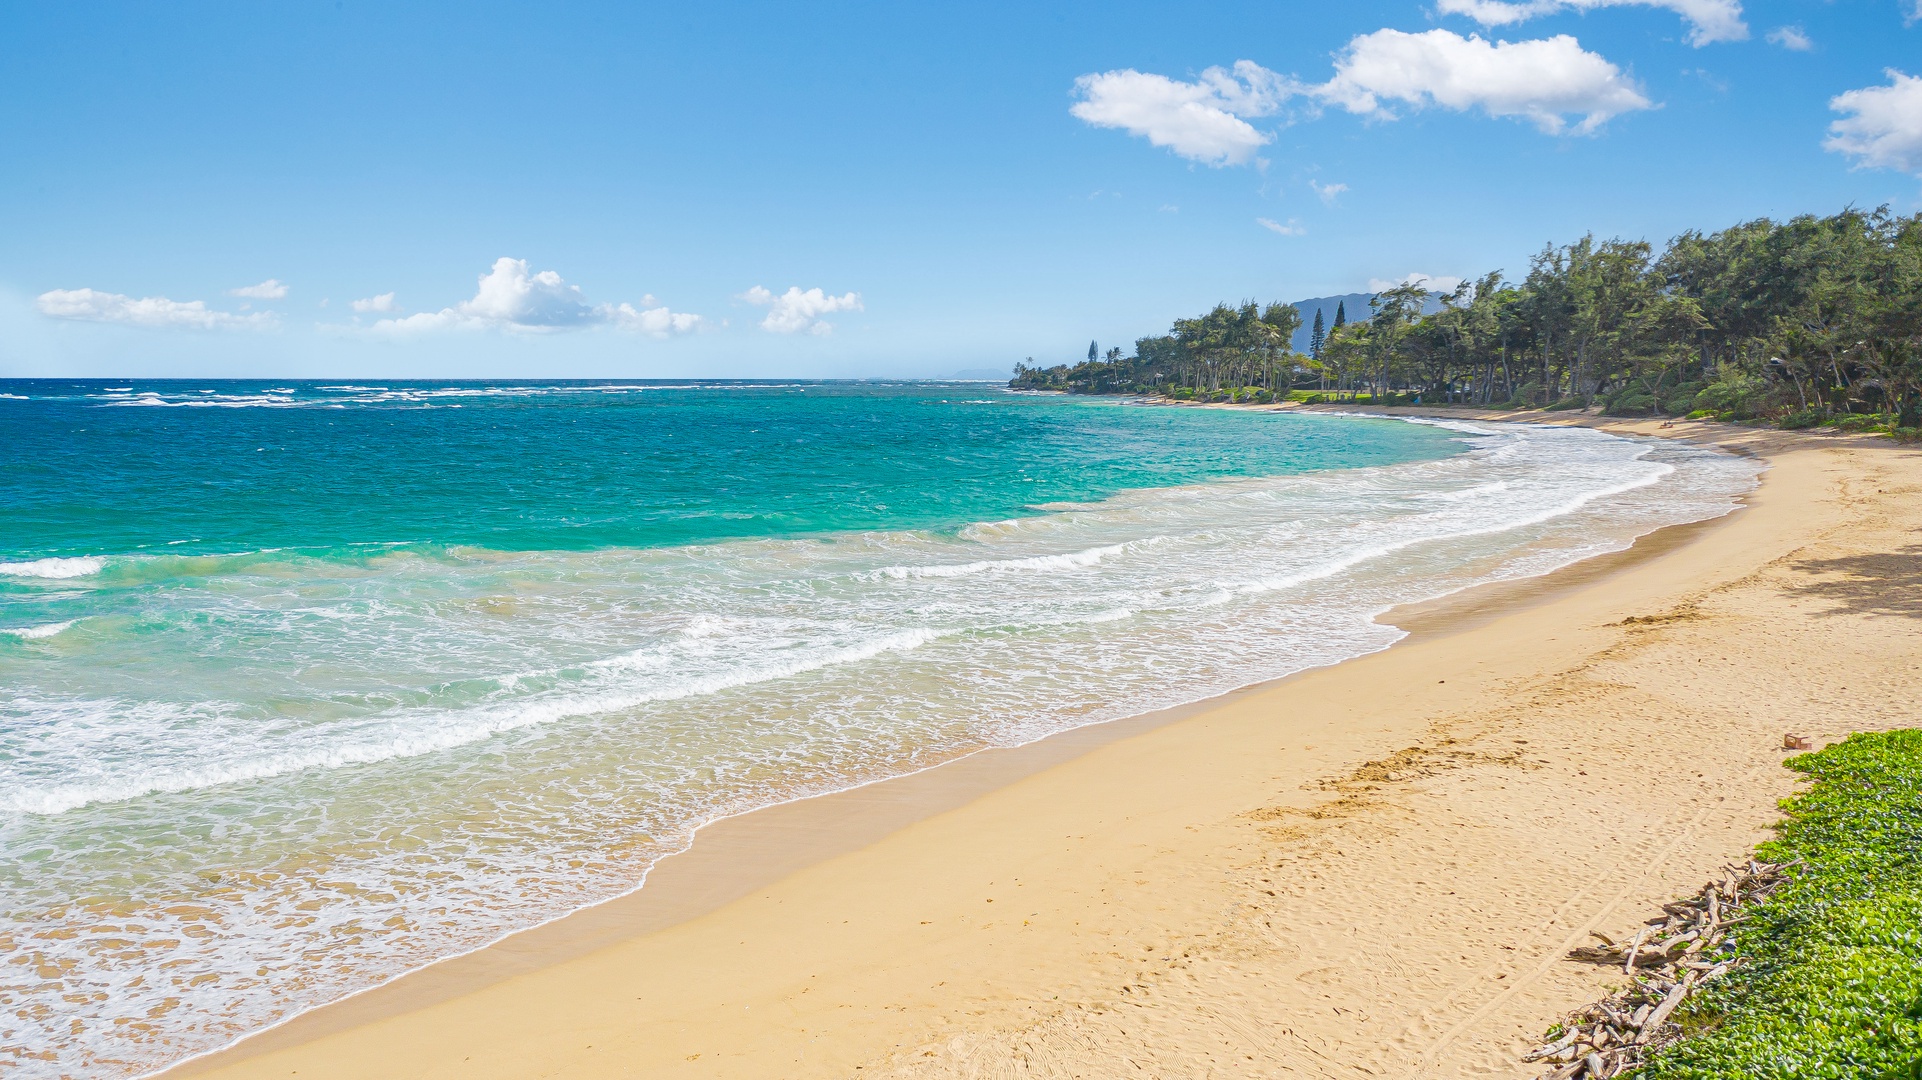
xmin=1010 ymin=205 xmax=1922 ymax=433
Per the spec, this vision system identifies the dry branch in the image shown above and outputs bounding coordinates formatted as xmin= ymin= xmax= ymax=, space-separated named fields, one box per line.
xmin=1524 ymin=861 xmax=1788 ymax=1078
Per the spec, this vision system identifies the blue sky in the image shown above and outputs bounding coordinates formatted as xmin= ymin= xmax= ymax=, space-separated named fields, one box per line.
xmin=2 ymin=0 xmax=1918 ymax=379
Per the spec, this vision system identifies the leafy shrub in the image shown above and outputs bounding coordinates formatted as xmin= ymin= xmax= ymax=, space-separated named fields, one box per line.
xmin=1694 ymin=362 xmax=1767 ymax=418
xmin=1603 ymin=391 xmax=1658 ymax=417
xmin=1777 ymin=408 xmax=1829 ymax=430
xmin=1828 ymin=412 xmax=1904 ymax=433
xmin=1640 ymin=730 xmax=1922 ymax=1079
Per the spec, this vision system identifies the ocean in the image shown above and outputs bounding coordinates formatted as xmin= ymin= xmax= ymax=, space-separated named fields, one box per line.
xmin=0 ymin=381 xmax=1759 ymax=1078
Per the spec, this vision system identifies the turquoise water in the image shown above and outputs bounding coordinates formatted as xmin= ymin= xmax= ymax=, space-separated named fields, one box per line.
xmin=1 ymin=381 xmax=1456 ymax=560
xmin=0 ymin=381 xmax=1759 ymax=1079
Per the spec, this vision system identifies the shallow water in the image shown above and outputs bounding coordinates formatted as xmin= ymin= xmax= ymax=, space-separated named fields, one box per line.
xmin=0 ymin=382 xmax=1758 ymax=1078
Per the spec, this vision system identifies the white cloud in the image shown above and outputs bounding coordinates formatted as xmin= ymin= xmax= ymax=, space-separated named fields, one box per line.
xmin=1257 ymin=216 xmax=1305 ymax=235
xmin=608 ymin=303 xmax=705 ymax=337
xmin=1765 ymin=25 xmax=1812 ymax=51
xmin=1825 ymin=70 xmax=1922 ymax=176
xmin=1309 ymin=180 xmax=1349 ymax=203
xmin=229 ymin=279 xmax=288 ymax=299
xmin=1369 ymin=271 xmax=1466 ymax=293
xmin=1435 ymin=0 xmax=1747 ymax=47
xmin=35 ymin=288 xmax=271 ymax=329
xmin=1317 ymin=29 xmax=1652 ymax=135
xmin=374 ymin=257 xmax=702 ymax=336
xmin=351 ymin=292 xmax=397 ymax=313
xmin=1070 ymin=61 xmax=1294 ymax=166
xmin=739 ymin=285 xmax=863 ymax=335
xmin=1076 ymin=32 xmax=1648 ymax=161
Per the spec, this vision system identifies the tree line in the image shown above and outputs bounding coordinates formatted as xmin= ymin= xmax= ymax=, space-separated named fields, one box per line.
xmin=1010 ymin=206 xmax=1922 ymax=430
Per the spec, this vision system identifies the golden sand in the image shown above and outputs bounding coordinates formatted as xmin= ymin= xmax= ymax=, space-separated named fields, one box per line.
xmin=168 ymin=416 xmax=1922 ymax=1079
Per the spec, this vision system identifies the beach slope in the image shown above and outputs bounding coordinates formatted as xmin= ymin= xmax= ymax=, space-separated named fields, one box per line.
xmin=171 ymin=419 xmax=1922 ymax=1080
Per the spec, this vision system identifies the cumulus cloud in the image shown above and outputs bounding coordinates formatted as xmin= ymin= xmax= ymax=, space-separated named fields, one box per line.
xmin=374 ymin=257 xmax=702 ymax=337
xmin=1309 ymin=180 xmax=1349 ymax=203
xmin=351 ymin=292 xmax=397 ymax=313
xmin=740 ymin=285 xmax=863 ymax=335
xmin=1765 ymin=25 xmax=1812 ymax=51
xmin=1257 ymin=217 xmax=1305 ymax=235
xmin=1435 ymin=0 xmax=1747 ymax=47
xmin=229 ymin=279 xmax=288 ymax=299
xmin=35 ymin=288 xmax=271 ymax=329
xmin=1369 ymin=271 xmax=1466 ymax=293
xmin=1317 ymin=29 xmax=1652 ymax=135
xmin=608 ymin=303 xmax=705 ymax=336
xmin=1069 ymin=60 xmax=1295 ymax=166
xmin=1825 ymin=70 xmax=1922 ymax=176
xmin=1072 ymin=32 xmax=1648 ymax=161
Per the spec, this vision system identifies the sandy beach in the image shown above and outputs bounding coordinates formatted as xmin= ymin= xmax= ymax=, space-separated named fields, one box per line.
xmin=165 ymin=413 xmax=1922 ymax=1080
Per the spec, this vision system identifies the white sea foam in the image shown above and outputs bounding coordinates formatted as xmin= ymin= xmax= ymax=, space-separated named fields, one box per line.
xmin=2 ymin=628 xmax=942 ymax=815
xmin=1234 ymin=458 xmax=1673 ymax=597
xmin=862 ymin=540 xmax=1139 ymax=580
xmin=0 ymin=556 xmax=104 ymax=578
xmin=0 ymin=620 xmax=76 ymax=640
xmin=0 ymin=419 xmax=1763 ymax=1080
xmin=93 ymin=382 xmax=820 ymax=410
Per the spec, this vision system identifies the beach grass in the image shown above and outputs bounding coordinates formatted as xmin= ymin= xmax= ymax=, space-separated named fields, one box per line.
xmin=1641 ymin=730 xmax=1922 ymax=1078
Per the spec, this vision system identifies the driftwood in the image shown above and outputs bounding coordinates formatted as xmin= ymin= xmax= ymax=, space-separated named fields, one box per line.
xmin=1524 ymin=860 xmax=1789 ymax=1079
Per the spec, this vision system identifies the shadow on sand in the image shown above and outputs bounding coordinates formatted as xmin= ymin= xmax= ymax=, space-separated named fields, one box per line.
xmin=1791 ymin=544 xmax=1922 ymax=619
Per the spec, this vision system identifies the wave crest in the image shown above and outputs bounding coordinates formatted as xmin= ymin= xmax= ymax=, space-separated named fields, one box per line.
xmin=0 ymin=557 xmax=104 ymax=579
xmin=0 ymin=620 xmax=77 ymax=640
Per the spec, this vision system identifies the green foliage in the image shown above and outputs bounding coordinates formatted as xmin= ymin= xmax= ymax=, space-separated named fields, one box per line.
xmin=1694 ymin=362 xmax=1768 ymax=418
xmin=1010 ymin=300 xmax=1307 ymax=397
xmin=1011 ymin=206 xmax=1922 ymax=426
xmin=1602 ymin=390 xmax=1658 ymax=417
xmin=1638 ymin=730 xmax=1922 ymax=1079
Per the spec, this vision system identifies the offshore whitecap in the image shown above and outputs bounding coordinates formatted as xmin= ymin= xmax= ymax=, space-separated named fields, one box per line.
xmin=0 ymin=383 xmax=1758 ymax=1078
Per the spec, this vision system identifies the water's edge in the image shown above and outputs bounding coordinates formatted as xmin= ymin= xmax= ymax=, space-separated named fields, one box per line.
xmin=151 ymin=419 xmax=1760 ymax=1079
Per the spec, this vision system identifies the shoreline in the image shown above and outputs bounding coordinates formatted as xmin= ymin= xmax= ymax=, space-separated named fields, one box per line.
xmin=158 ymin=429 xmax=1738 ymax=1077
xmin=163 ymin=413 xmax=1922 ymax=1080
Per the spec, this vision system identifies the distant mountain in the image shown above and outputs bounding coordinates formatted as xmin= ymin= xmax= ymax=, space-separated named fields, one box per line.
xmin=950 ymin=367 xmax=1012 ymax=381
xmin=1287 ymin=293 xmax=1374 ymax=353
xmin=1286 ymin=291 xmax=1448 ymax=352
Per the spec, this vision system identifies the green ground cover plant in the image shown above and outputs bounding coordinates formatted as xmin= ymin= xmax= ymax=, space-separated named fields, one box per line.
xmin=1639 ymin=730 xmax=1922 ymax=1079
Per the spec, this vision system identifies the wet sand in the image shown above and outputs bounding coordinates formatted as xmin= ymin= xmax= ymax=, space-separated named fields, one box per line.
xmin=166 ymin=415 xmax=1922 ymax=1079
